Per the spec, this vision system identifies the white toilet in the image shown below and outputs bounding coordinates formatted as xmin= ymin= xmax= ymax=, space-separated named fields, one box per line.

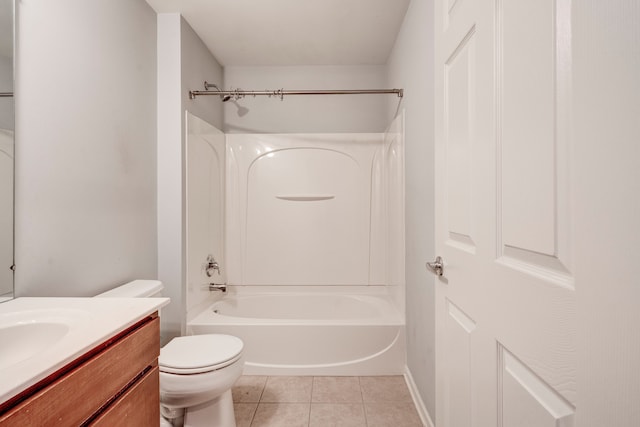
xmin=96 ymin=280 xmax=244 ymax=427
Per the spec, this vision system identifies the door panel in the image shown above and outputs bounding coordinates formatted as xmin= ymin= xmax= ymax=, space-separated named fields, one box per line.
xmin=497 ymin=0 xmax=574 ymax=287
xmin=445 ymin=28 xmax=476 ymax=252
xmin=443 ymin=300 xmax=476 ymax=427
xmin=499 ymin=345 xmax=575 ymax=427
xmin=500 ymin=0 xmax=557 ymax=256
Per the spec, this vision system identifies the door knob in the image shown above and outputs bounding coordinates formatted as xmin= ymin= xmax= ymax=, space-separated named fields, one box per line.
xmin=426 ymin=256 xmax=444 ymax=277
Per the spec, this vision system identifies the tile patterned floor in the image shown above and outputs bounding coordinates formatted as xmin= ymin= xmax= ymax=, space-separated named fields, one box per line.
xmin=232 ymin=376 xmax=423 ymax=427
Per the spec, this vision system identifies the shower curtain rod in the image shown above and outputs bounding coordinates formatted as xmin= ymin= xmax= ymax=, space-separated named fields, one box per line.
xmin=189 ymin=87 xmax=403 ymax=100
xmin=0 ymin=92 xmax=12 ymax=97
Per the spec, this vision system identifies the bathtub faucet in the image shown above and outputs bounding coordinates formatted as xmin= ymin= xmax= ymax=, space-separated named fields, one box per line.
xmin=205 ymin=254 xmax=220 ymax=277
xmin=208 ymin=283 xmax=227 ymax=293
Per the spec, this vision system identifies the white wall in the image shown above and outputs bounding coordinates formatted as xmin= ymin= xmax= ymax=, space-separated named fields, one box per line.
xmin=0 ymin=55 xmax=12 ymax=130
xmin=386 ymin=0 xmax=436 ymax=420
xmin=181 ymin=19 xmax=224 ymax=131
xmin=15 ymin=0 xmax=157 ymax=297
xmin=223 ymin=66 xmax=389 ymax=133
xmin=157 ymin=14 xmax=224 ymax=339
xmin=157 ymin=13 xmax=183 ymax=342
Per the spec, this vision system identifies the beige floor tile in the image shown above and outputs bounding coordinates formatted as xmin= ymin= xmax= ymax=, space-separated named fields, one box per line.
xmin=359 ymin=376 xmax=413 ymax=403
xmin=234 ymin=376 xmax=268 ymax=403
xmin=312 ymin=377 xmax=362 ymax=403
xmin=251 ymin=403 xmax=310 ymax=427
xmin=234 ymin=403 xmax=258 ymax=427
xmin=261 ymin=376 xmax=313 ymax=403
xmin=364 ymin=402 xmax=423 ymax=427
xmin=309 ymin=403 xmax=366 ymax=427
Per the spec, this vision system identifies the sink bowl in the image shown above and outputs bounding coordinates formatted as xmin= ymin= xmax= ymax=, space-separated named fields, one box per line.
xmin=0 ymin=323 xmax=71 ymax=366
xmin=0 ymin=308 xmax=91 ymax=368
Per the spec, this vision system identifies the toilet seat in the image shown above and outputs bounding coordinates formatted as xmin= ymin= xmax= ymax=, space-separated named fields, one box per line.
xmin=159 ymin=334 xmax=244 ymax=374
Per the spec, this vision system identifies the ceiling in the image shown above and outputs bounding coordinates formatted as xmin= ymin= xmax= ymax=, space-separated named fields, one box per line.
xmin=145 ymin=0 xmax=411 ymax=66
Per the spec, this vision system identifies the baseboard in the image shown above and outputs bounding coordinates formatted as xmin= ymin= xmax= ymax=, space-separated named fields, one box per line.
xmin=404 ymin=366 xmax=435 ymax=427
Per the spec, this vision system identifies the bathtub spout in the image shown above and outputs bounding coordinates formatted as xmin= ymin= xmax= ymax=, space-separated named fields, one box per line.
xmin=208 ymin=283 xmax=227 ymax=293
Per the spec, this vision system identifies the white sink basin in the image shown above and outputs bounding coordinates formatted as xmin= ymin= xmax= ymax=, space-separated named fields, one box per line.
xmin=0 ymin=308 xmax=90 ymax=368
xmin=0 ymin=323 xmax=69 ymax=366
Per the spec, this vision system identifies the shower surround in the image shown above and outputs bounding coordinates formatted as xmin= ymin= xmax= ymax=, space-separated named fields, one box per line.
xmin=186 ymin=114 xmax=405 ymax=375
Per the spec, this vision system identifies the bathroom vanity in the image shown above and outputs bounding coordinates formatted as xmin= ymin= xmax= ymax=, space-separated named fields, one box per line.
xmin=0 ymin=297 xmax=169 ymax=426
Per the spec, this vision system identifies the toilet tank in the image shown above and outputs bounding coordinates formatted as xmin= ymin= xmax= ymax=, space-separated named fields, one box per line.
xmin=95 ymin=280 xmax=164 ymax=298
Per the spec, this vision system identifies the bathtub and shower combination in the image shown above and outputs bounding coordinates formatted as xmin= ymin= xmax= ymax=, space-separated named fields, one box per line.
xmin=184 ymin=113 xmax=406 ymax=376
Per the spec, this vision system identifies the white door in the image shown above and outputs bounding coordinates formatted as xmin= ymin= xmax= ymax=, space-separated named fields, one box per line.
xmin=434 ymin=0 xmax=639 ymax=426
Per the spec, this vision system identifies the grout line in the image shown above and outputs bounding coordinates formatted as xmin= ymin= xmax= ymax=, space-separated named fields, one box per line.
xmin=258 ymin=376 xmax=268 ymax=402
xmin=251 ymin=376 xmax=268 ymax=427
xmin=358 ymin=376 xmax=370 ymax=427
xmin=247 ymin=402 xmax=257 ymax=427
xmin=308 ymin=376 xmax=316 ymax=425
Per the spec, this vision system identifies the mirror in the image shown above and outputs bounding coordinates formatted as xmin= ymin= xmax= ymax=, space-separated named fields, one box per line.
xmin=0 ymin=0 xmax=13 ymax=302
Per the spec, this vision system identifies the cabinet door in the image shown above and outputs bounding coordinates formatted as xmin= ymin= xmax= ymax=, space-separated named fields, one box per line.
xmin=90 ymin=367 xmax=159 ymax=427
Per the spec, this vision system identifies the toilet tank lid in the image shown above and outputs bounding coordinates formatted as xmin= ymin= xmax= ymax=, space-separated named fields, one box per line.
xmin=95 ymin=280 xmax=164 ymax=298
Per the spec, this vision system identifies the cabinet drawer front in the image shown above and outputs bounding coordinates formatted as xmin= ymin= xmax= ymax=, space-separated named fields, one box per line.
xmin=0 ymin=316 xmax=159 ymax=426
xmin=90 ymin=366 xmax=159 ymax=427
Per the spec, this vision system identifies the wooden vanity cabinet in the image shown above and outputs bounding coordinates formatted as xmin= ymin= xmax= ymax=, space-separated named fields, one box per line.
xmin=0 ymin=313 xmax=160 ymax=427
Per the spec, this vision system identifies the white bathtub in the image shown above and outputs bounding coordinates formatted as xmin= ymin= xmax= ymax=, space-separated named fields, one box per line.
xmin=187 ymin=292 xmax=405 ymax=376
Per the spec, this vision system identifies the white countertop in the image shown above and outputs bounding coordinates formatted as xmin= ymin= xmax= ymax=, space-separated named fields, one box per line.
xmin=0 ymin=297 xmax=170 ymax=404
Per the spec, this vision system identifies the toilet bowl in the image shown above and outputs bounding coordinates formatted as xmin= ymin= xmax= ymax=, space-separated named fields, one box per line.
xmin=160 ymin=334 xmax=244 ymax=427
xmin=95 ymin=280 xmax=245 ymax=427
